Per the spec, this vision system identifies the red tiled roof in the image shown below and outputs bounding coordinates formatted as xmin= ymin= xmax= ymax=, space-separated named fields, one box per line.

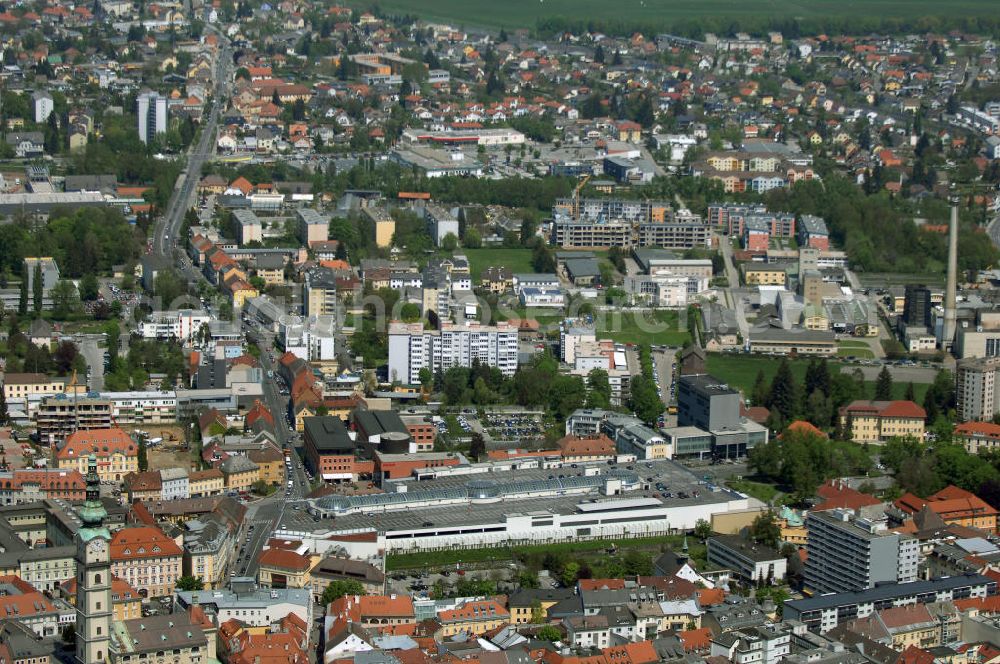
xmin=955 ymin=421 xmax=1000 ymax=439
xmin=556 ymin=434 xmax=615 ymax=457
xmin=110 ymin=526 xmax=182 ymax=560
xmin=782 ymin=420 xmax=828 ymax=439
xmin=843 ymin=400 xmax=925 ymax=419
xmin=328 ymin=594 xmax=415 ymax=621
xmin=438 ymin=600 xmax=508 ymax=623
xmin=954 ymin=595 xmax=1000 ymax=614
xmin=895 ymin=485 xmax=999 ymax=520
xmin=815 ymin=479 xmax=882 ymax=511
xmin=258 ymin=549 xmax=310 ymax=572
xmin=879 ymin=603 xmax=933 ymax=629
xmin=58 ymin=428 xmax=136 ymax=460
xmin=679 ymin=627 xmax=712 ymax=652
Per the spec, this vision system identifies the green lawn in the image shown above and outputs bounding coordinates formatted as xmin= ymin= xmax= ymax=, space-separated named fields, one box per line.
xmin=463 ymin=248 xmax=535 ymax=281
xmin=838 ymin=347 xmax=875 ymax=359
xmin=386 ymin=534 xmax=702 ymax=571
xmin=462 ymin=247 xmax=608 ymax=282
xmin=837 ymin=341 xmax=875 ymax=359
xmin=727 ymin=479 xmax=783 ymax=504
xmin=600 ymin=310 xmax=692 ymax=346
xmin=343 ymin=0 xmax=999 ymax=30
xmin=495 ymin=307 xmax=565 ymax=326
xmin=705 ymin=354 xmax=814 ymax=392
xmin=705 ymin=353 xmax=929 ymax=403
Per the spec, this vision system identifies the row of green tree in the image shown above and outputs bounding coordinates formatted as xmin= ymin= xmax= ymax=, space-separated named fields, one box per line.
xmin=763 ymin=177 xmax=998 ymax=274
xmin=534 ymin=14 xmax=1000 ymax=43
xmin=749 ymin=357 xmax=954 ymax=432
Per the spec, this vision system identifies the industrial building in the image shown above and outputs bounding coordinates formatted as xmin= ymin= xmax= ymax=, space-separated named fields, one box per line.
xmin=284 ymin=458 xmax=750 ymax=553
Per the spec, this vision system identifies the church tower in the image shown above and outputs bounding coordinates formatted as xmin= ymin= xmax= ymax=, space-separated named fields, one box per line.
xmin=75 ymin=454 xmax=112 ymax=664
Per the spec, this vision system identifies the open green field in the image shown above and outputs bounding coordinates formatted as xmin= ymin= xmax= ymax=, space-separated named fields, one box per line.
xmin=463 ymin=248 xmax=535 ymax=281
xmin=463 ymin=247 xmax=607 ymax=282
xmin=837 ymin=340 xmax=875 ymax=359
xmin=601 ymin=309 xmax=692 ymax=346
xmin=705 ymin=353 xmax=928 ymax=403
xmin=345 ymin=0 xmax=997 ymax=30
xmin=727 ymin=479 xmax=783 ymax=504
xmin=386 ymin=534 xmax=704 ymax=571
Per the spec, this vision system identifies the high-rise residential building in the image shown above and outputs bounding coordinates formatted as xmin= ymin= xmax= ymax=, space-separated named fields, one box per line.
xmin=74 ymin=454 xmax=112 ymax=664
xmin=388 ymin=321 xmax=518 ymax=384
xmin=32 ymin=91 xmax=53 ymax=124
xmin=956 ymin=356 xmax=1000 ymax=422
xmin=804 ymin=508 xmax=918 ymax=595
xmin=136 ymin=91 xmax=167 ymax=144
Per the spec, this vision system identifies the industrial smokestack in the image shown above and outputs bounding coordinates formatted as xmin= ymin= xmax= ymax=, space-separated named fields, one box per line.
xmin=942 ymin=194 xmax=959 ymax=350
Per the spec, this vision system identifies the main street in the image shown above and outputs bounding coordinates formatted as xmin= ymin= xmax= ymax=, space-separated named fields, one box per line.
xmin=152 ymin=26 xmax=233 ymax=268
xmin=233 ymin=320 xmax=313 ymax=579
xmin=136 ymin=26 xmax=305 ymax=580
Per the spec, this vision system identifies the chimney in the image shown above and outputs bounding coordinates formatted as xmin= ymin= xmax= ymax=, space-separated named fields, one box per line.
xmin=942 ymin=194 xmax=959 ymax=349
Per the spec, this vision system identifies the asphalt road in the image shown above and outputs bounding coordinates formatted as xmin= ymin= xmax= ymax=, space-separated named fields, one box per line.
xmin=151 ymin=26 xmax=232 ymax=276
xmin=652 ymin=348 xmax=677 ymax=426
xmin=232 ymin=321 xmax=314 ymax=579
xmin=77 ymin=335 xmax=106 ymax=391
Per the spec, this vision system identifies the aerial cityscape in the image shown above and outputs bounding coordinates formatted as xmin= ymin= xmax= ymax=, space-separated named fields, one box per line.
xmin=4 ymin=1 xmax=1000 ymax=663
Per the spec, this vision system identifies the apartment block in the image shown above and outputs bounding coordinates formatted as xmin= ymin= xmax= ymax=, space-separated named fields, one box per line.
xmin=233 ymin=209 xmax=263 ymax=245
xmin=707 ymin=535 xmax=787 ymax=585
xmin=37 ymin=395 xmax=116 ymax=446
xmin=296 ymin=208 xmax=329 ymax=246
xmin=137 ymin=309 xmax=212 ymax=343
xmin=957 ymin=356 xmax=1000 ymax=422
xmin=364 ymin=206 xmax=396 ymax=248
xmin=804 ymin=509 xmax=918 ymax=595
xmin=388 ymin=321 xmax=518 ymax=384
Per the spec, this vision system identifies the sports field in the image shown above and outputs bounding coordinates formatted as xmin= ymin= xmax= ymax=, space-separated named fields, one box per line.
xmin=345 ymin=0 xmax=996 ymax=30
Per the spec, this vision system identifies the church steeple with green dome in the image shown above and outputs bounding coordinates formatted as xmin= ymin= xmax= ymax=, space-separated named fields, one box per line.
xmin=77 ymin=454 xmax=110 ymax=542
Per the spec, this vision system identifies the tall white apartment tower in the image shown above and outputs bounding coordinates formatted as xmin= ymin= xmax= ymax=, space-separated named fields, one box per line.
xmin=137 ymin=91 xmax=167 ymax=144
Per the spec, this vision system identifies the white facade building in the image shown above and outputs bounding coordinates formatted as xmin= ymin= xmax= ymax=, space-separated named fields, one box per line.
xmin=103 ymin=391 xmax=177 ymax=424
xmin=388 ymin=321 xmax=518 ymax=384
xmin=159 ymin=467 xmax=190 ymax=501
xmin=33 ymin=91 xmax=54 ymax=123
xmin=137 ymin=91 xmax=167 ymax=144
xmin=137 ymin=309 xmax=211 ymax=343
xmin=281 ymin=314 xmax=338 ymax=362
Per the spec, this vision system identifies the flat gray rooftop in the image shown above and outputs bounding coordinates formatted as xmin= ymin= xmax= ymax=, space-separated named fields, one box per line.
xmin=284 ymin=459 xmax=740 ymax=535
